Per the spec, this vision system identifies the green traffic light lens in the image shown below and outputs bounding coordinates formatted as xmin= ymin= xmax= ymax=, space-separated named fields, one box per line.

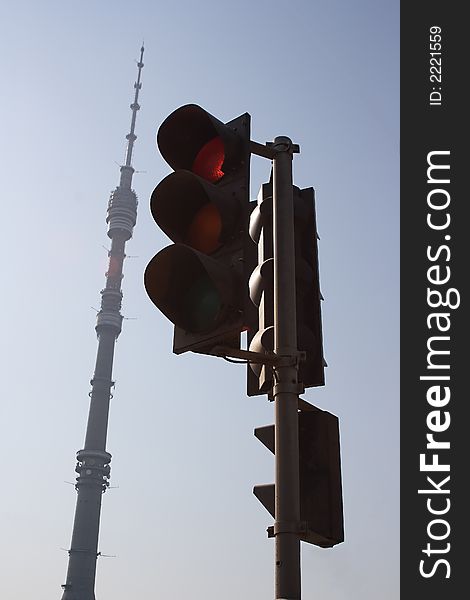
xmin=144 ymin=244 xmax=235 ymax=336
xmin=192 ymin=136 xmax=225 ymax=183
xmin=182 ymin=276 xmax=222 ymax=332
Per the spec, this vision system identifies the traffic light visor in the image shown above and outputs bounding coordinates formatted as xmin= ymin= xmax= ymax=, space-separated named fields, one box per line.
xmin=144 ymin=244 xmax=238 ymax=333
xmin=157 ymin=104 xmax=243 ymax=181
xmin=150 ymin=171 xmax=240 ymax=254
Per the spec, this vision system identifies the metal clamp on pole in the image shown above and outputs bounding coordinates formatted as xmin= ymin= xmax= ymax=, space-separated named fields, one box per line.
xmin=274 ymin=520 xmax=308 ymax=536
xmin=266 ymin=139 xmax=301 ymax=155
xmin=272 ymin=381 xmax=305 ymax=397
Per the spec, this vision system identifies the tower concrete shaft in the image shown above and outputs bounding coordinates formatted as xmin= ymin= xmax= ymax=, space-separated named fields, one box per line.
xmin=61 ymin=46 xmax=144 ymax=600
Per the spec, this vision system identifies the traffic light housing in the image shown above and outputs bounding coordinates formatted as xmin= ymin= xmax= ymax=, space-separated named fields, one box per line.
xmin=247 ymin=181 xmax=274 ymax=394
xmin=145 ymin=104 xmax=255 ymax=354
xmin=253 ymin=402 xmax=344 ymax=548
xmin=247 ymin=181 xmax=325 ymax=395
xmin=295 ymin=186 xmax=326 ymax=387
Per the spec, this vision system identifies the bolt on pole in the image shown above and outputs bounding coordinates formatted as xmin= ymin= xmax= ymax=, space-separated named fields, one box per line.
xmin=272 ymin=136 xmax=301 ymax=600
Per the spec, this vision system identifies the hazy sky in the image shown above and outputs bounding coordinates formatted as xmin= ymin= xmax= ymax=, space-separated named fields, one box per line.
xmin=0 ymin=1 xmax=399 ymax=598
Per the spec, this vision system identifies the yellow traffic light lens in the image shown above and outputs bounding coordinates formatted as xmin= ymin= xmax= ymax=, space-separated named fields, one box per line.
xmin=186 ymin=203 xmax=222 ymax=254
xmin=192 ymin=136 xmax=225 ymax=183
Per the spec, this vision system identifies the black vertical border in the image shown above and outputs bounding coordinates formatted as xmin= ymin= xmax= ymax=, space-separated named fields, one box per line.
xmin=401 ymin=4 xmax=468 ymax=598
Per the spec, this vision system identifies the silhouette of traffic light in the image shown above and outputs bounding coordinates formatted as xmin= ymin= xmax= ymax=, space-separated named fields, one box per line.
xmin=247 ymin=181 xmax=325 ymax=395
xmin=144 ymin=104 xmax=255 ymax=354
xmin=294 ymin=186 xmax=326 ymax=388
xmin=253 ymin=402 xmax=344 ymax=548
xmin=247 ymin=180 xmax=274 ymax=395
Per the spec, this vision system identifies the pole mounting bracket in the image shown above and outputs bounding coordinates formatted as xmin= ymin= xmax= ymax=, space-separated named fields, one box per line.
xmin=267 ymin=139 xmax=300 ymax=155
xmin=272 ymin=381 xmax=305 ymax=397
xmin=250 ymin=139 xmax=300 ymax=160
xmin=210 ymin=346 xmax=306 ymax=368
xmin=267 ymin=521 xmax=308 ymax=538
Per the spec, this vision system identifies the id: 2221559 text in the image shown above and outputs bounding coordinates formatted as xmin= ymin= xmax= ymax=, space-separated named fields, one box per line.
xmin=429 ymin=26 xmax=442 ymax=106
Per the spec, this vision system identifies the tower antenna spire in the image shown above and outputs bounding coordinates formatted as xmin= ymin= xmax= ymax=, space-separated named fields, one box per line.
xmin=124 ymin=44 xmax=144 ymax=169
xmin=60 ymin=46 xmax=144 ymax=600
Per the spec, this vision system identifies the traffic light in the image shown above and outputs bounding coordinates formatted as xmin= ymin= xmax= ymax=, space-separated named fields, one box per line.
xmin=247 ymin=181 xmax=325 ymax=395
xmin=144 ymin=104 xmax=256 ymax=354
xmin=247 ymin=180 xmax=274 ymax=395
xmin=295 ymin=186 xmax=325 ymax=387
xmin=253 ymin=402 xmax=344 ymax=548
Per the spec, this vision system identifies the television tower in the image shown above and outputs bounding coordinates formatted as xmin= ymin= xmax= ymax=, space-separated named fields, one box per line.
xmin=61 ymin=46 xmax=144 ymax=600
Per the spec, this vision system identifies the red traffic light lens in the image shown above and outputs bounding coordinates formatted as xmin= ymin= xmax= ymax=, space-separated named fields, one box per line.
xmin=187 ymin=203 xmax=222 ymax=254
xmin=192 ymin=136 xmax=225 ymax=183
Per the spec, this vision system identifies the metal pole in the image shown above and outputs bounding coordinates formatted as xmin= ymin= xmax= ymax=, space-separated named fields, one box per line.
xmin=272 ymin=136 xmax=301 ymax=599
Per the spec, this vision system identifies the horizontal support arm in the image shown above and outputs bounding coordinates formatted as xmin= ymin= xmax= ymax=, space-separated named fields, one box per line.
xmin=208 ymin=345 xmax=306 ymax=367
